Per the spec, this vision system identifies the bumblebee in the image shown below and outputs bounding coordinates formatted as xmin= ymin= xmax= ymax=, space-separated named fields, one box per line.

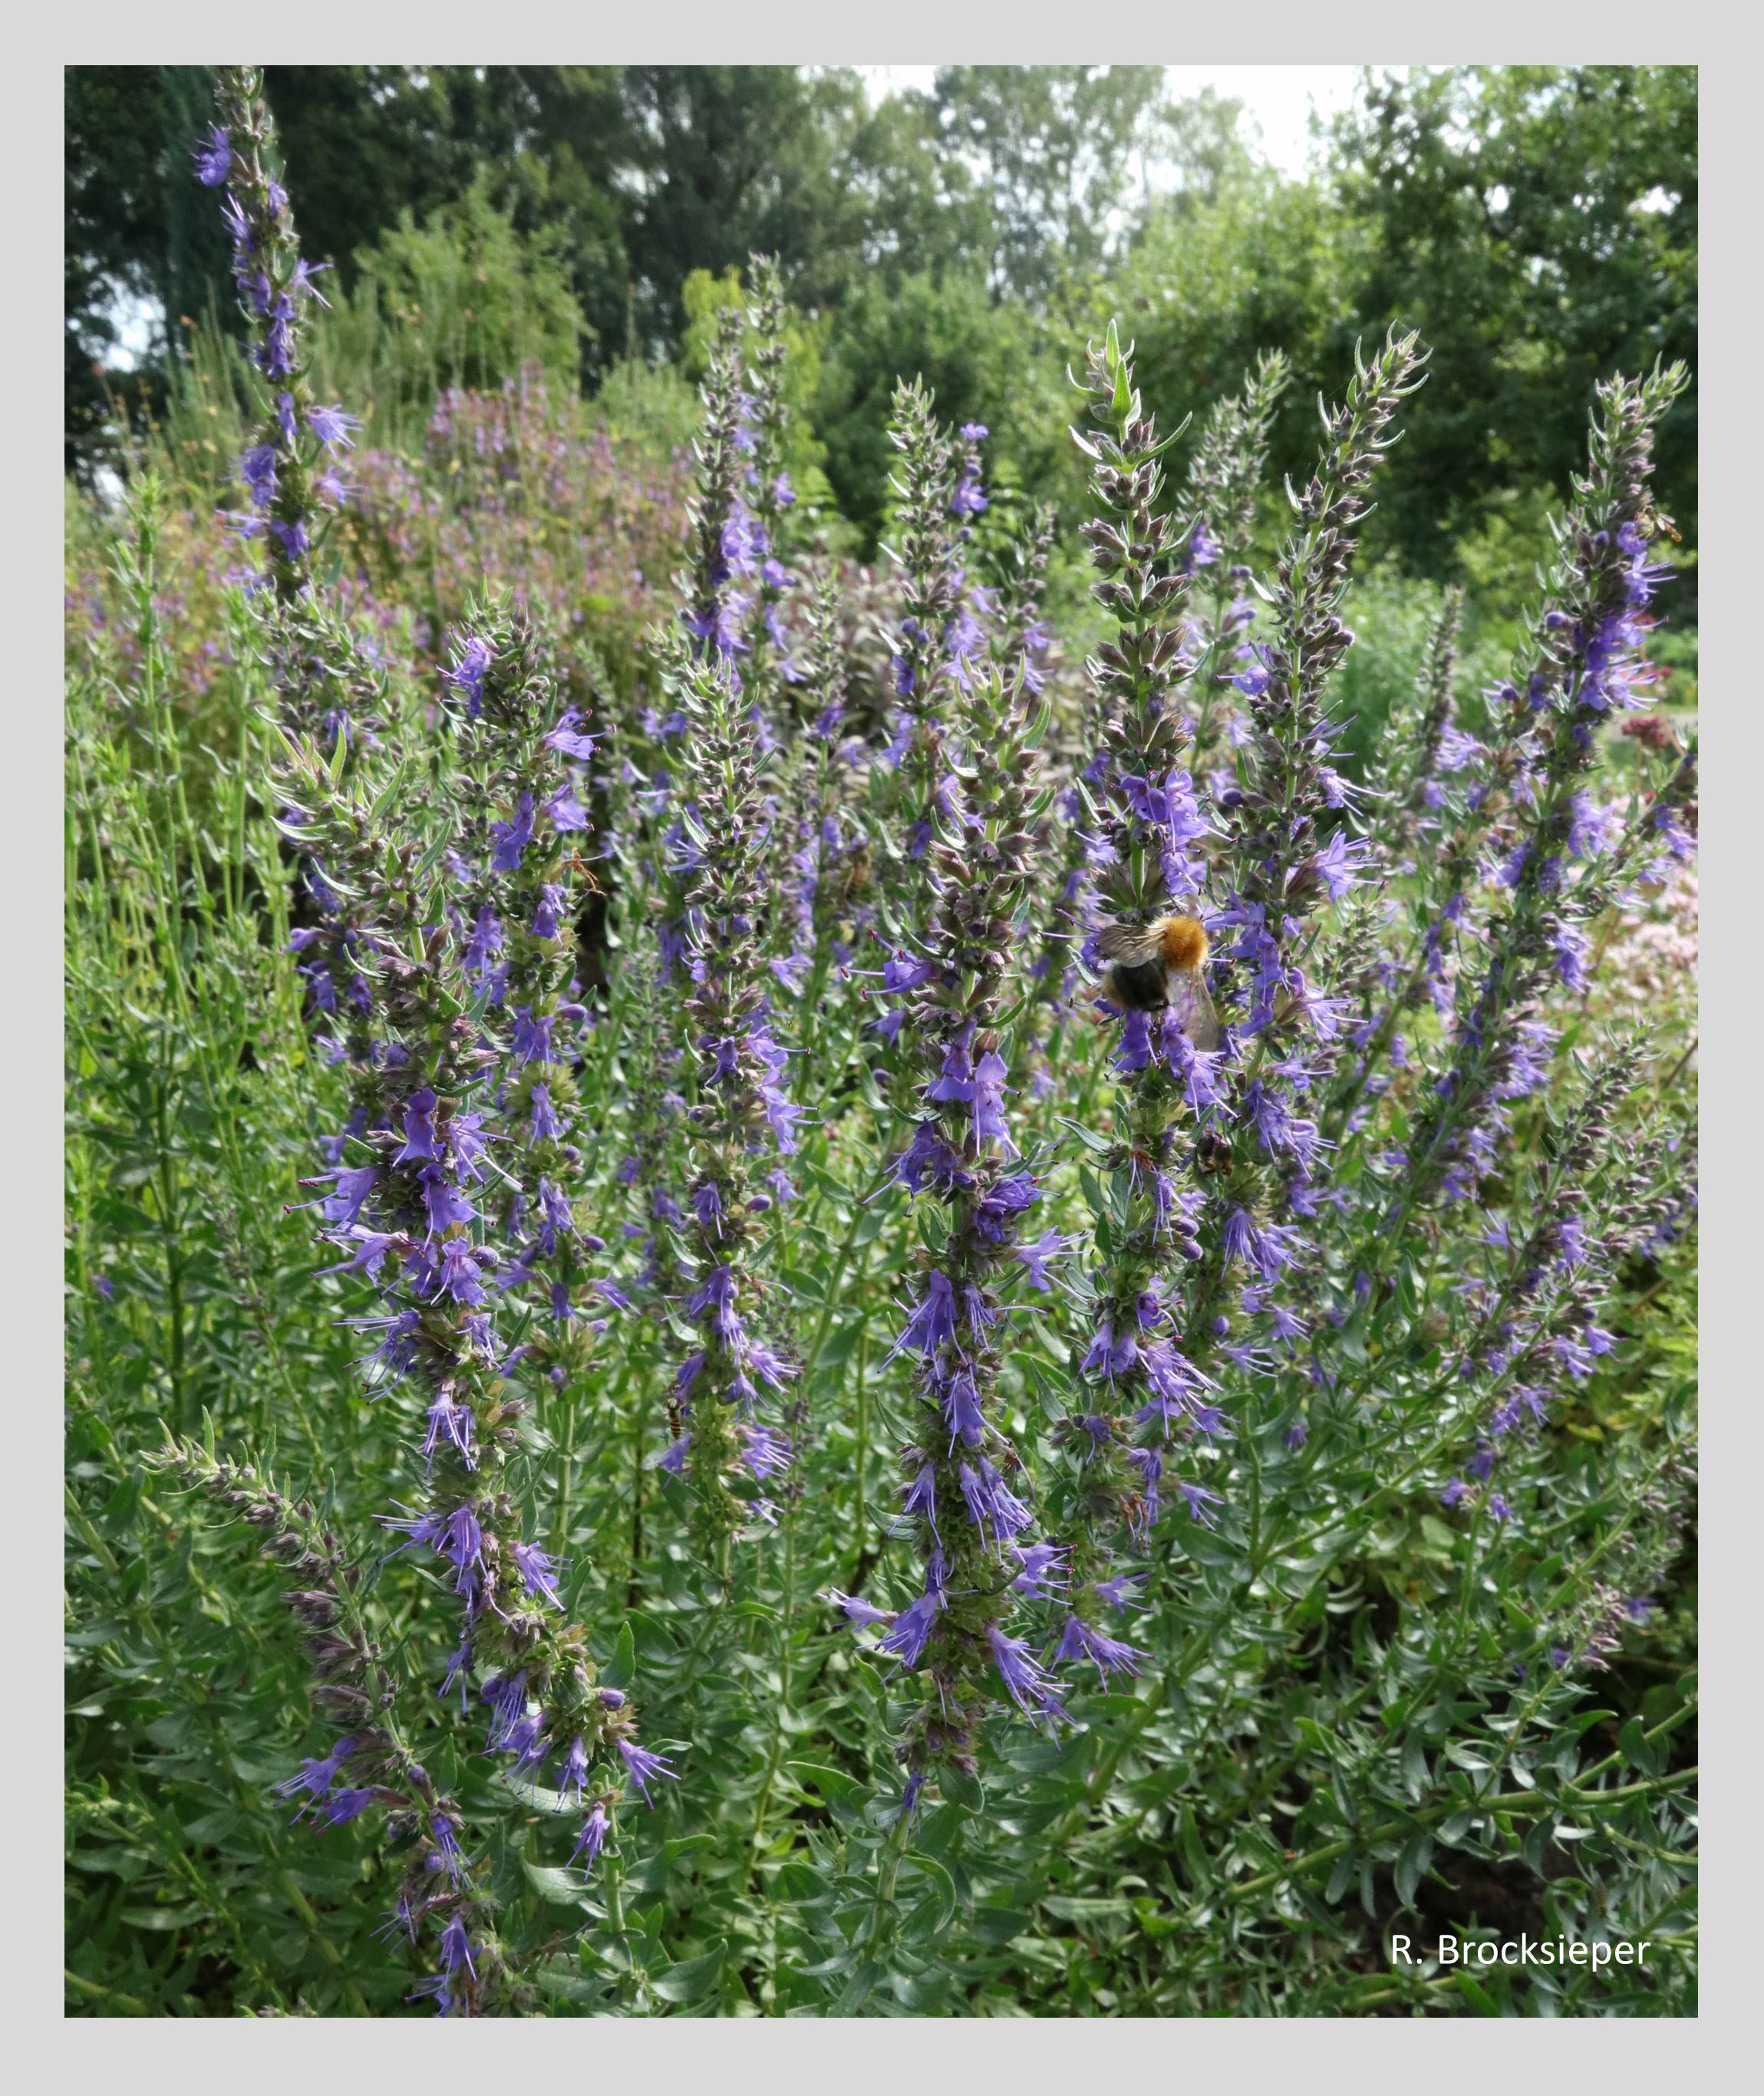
xmin=1095 ymin=914 xmax=1223 ymax=1049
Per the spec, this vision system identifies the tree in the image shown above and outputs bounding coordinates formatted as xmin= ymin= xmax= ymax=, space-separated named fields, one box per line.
xmin=65 ymin=68 xmax=175 ymax=477
xmin=1327 ymin=65 xmax=1698 ymax=570
xmin=814 ymin=269 xmax=1077 ymax=551
xmin=924 ymin=65 xmax=1169 ymax=300
xmin=613 ymin=67 xmax=871 ymax=343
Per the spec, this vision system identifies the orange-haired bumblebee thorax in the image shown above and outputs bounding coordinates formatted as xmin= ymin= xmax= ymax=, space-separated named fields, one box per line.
xmin=1156 ymin=914 xmax=1208 ymax=972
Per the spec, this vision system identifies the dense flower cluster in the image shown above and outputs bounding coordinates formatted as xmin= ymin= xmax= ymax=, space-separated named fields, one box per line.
xmin=1179 ymin=348 xmax=1290 ymax=773
xmin=192 ymin=79 xmax=673 ymax=2013
xmin=737 ymin=256 xmax=800 ymax=711
xmin=1434 ymin=1040 xmax=1694 ymax=1517
xmin=1174 ymin=332 xmax=1428 ymax=1348
xmin=680 ymin=309 xmax=754 ymax=684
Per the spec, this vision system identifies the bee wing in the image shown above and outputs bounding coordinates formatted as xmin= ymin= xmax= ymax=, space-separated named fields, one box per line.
xmin=1096 ymin=923 xmax=1164 ymax=965
xmin=1168 ymin=969 xmax=1223 ymax=1051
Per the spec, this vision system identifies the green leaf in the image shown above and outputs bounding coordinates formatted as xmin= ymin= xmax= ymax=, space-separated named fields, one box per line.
xmin=913 ymin=1802 xmax=964 ymax=1859
xmin=120 ymin=1904 xmax=205 ymax=1931
xmin=523 ymin=1860 xmax=593 ymax=1910
xmin=833 ymin=1959 xmax=881 ymax=2014
xmin=181 ymin=1807 xmax=239 ymax=1843
xmin=1401 ymin=1734 xmax=1431 ymax=1798
xmin=603 ymin=1622 xmax=635 ymax=1692
xmin=1452 ymin=1971 xmax=1502 ymax=2015
xmin=940 ymin=1765 xmax=984 ymax=1814
xmin=1393 ymin=1831 xmax=1433 ymax=1910
xmin=816 ymin=1319 xmax=864 ymax=1370
xmin=532 ymin=1962 xmax=609 ymax=2005
xmin=651 ymin=1940 xmax=726 ymax=2003
xmin=1000 ymin=1735 xmax=1081 ymax=1777
xmin=905 ymin=1853 xmax=957 ymax=1937
xmin=1043 ymin=1895 xmax=1130 ymax=1923
xmin=491 ymin=1770 xmax=578 ymax=1818
xmin=787 ymin=1761 xmax=869 ymax=1818
xmin=1619 ymin=1716 xmax=1663 ymax=1775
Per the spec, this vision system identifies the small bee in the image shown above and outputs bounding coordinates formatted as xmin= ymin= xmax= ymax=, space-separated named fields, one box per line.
xmin=667 ymin=1398 xmax=685 ymax=1442
xmin=840 ymin=840 xmax=873 ymax=903
xmin=1095 ymin=914 xmax=1223 ymax=1049
xmin=1194 ymin=1128 xmax=1235 ymax=1176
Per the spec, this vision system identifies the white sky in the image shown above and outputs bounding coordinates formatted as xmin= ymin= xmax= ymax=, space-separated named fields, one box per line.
xmin=861 ymin=64 xmax=1365 ymax=176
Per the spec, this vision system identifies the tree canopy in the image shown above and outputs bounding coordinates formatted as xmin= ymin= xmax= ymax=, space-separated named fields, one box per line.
xmin=65 ymin=62 xmax=1696 ymax=579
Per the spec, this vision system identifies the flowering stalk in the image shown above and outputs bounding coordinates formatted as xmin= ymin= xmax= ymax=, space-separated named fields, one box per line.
xmin=882 ymin=381 xmax=984 ymax=880
xmin=200 ymin=67 xmax=356 ymax=601
xmin=1319 ymin=589 xmax=1471 ymax=1134
xmin=665 ymin=651 xmax=801 ymax=1562
xmin=681 ymin=309 xmax=754 ymax=682
xmin=1017 ymin=774 xmax=1092 ymax=1103
xmin=1185 ymin=350 xmax=1291 ymax=576
xmin=850 ymin=665 xmax=1070 ymax=1787
xmin=148 ymin=1437 xmax=517 ymax=2014
xmin=1182 ymin=350 xmax=1290 ymax=773
xmin=1383 ymin=586 xmax=1466 ymax=865
xmin=1391 ymin=365 xmax=1693 ymax=1219
xmin=1433 ymin=1040 xmax=1684 ymax=1514
xmin=1057 ymin=322 xmax=1221 ymax=1592
xmin=1170 ymin=331 xmax=1427 ymax=1371
xmin=776 ymin=566 xmax=859 ymax=989
xmin=637 ymin=306 xmax=768 ymax=995
xmin=988 ymin=494 xmax=1063 ymax=1067
xmin=263 ymin=592 xmax=391 ymax=1074
xmin=738 ymin=254 xmax=800 ymax=713
xmin=988 ymin=497 xmax=1056 ymax=698
xmin=440 ymin=602 xmax=608 ymax=1382
xmin=613 ymin=929 xmax=690 ymax=1313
